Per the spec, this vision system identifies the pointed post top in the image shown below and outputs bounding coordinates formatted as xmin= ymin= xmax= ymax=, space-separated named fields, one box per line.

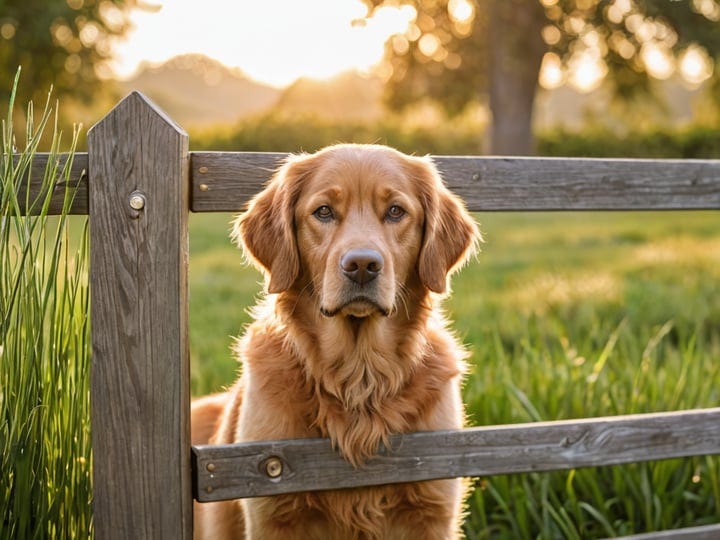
xmin=89 ymin=91 xmax=187 ymax=138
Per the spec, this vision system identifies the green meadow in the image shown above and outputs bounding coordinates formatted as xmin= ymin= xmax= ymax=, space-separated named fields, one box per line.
xmin=189 ymin=210 xmax=720 ymax=538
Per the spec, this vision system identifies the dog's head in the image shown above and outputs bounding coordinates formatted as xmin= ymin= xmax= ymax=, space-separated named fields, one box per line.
xmin=234 ymin=144 xmax=480 ymax=318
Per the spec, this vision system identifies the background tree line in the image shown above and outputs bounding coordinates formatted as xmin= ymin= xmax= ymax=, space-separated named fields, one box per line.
xmin=363 ymin=0 xmax=720 ymax=154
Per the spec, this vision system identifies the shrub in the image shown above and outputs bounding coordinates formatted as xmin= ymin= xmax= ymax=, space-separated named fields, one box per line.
xmin=538 ymin=126 xmax=720 ymax=159
xmin=191 ymin=111 xmax=720 ymax=159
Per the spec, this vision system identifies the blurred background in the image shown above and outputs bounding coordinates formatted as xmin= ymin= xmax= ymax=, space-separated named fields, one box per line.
xmin=1 ymin=0 xmax=719 ymax=156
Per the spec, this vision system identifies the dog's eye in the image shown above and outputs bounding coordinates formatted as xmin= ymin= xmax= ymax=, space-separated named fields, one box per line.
xmin=313 ymin=205 xmax=335 ymax=222
xmin=385 ymin=205 xmax=406 ymax=222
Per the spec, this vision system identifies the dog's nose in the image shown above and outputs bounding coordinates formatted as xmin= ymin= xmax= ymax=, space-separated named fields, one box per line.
xmin=341 ymin=249 xmax=383 ymax=285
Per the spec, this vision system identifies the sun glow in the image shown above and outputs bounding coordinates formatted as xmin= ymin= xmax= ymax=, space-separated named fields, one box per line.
xmin=641 ymin=42 xmax=675 ymax=79
xmin=568 ymin=51 xmax=608 ymax=92
xmin=111 ymin=0 xmax=414 ymax=87
xmin=679 ymin=45 xmax=714 ymax=86
xmin=539 ymin=52 xmax=564 ymax=89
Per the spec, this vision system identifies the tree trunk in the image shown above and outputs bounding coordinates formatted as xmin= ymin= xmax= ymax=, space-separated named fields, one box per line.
xmin=487 ymin=0 xmax=546 ymax=155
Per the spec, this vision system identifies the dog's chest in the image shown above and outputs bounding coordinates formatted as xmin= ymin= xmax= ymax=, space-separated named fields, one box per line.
xmin=265 ymin=483 xmax=441 ymax=539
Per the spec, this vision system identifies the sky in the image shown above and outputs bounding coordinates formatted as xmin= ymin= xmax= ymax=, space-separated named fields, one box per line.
xmin=111 ymin=0 xmax=415 ymax=87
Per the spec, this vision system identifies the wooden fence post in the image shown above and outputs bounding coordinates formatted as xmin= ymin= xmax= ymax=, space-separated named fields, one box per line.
xmin=88 ymin=92 xmax=191 ymax=538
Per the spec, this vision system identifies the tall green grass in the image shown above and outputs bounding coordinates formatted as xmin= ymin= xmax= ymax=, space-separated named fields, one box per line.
xmin=1 ymin=75 xmax=92 ymax=537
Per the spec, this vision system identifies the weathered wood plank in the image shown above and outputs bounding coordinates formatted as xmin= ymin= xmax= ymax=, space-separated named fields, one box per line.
xmin=436 ymin=156 xmax=720 ymax=210
xmin=15 ymin=152 xmax=720 ymax=214
xmin=191 ymin=151 xmax=279 ymax=212
xmin=611 ymin=523 xmax=720 ymax=540
xmin=89 ymin=92 xmax=192 ymax=538
xmin=190 ymin=153 xmax=720 ymax=212
xmin=192 ymin=408 xmax=720 ymax=502
xmin=4 ymin=152 xmax=88 ymax=214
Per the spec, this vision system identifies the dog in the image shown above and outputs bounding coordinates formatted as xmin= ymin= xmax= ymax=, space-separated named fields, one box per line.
xmin=192 ymin=144 xmax=480 ymax=539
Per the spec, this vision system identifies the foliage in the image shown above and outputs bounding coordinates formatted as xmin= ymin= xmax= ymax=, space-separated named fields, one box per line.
xmin=0 ymin=0 xmax=144 ymax=106
xmin=539 ymin=124 xmax=720 ymax=158
xmin=548 ymin=0 xmax=720 ymax=96
xmin=361 ymin=0 xmax=720 ymax=153
xmin=365 ymin=0 xmax=720 ymax=108
xmin=190 ymin=109 xmax=486 ymax=155
xmin=0 ymin=75 xmax=91 ymax=537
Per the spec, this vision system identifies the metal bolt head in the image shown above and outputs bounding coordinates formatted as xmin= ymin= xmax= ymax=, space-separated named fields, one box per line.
xmin=206 ymin=462 xmax=216 ymax=473
xmin=265 ymin=457 xmax=283 ymax=478
xmin=129 ymin=191 xmax=146 ymax=210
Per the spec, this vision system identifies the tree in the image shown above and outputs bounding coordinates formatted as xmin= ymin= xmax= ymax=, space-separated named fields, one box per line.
xmin=0 ymin=0 xmax=149 ymax=106
xmin=363 ymin=0 xmax=720 ymax=155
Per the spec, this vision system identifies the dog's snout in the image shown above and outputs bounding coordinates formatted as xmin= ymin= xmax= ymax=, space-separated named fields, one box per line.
xmin=341 ymin=249 xmax=384 ymax=285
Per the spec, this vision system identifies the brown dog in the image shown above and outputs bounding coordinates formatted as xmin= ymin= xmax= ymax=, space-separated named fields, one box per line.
xmin=192 ymin=144 xmax=480 ymax=539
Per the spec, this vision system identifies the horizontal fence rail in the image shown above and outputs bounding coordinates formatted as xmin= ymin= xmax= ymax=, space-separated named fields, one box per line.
xmin=11 ymin=152 xmax=720 ymax=215
xmin=9 ymin=152 xmax=88 ymax=214
xmin=192 ymin=408 xmax=720 ymax=502
xmin=191 ymin=153 xmax=720 ymax=212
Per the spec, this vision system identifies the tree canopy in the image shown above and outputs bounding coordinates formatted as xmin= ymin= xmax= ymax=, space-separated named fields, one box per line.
xmin=363 ymin=0 xmax=720 ymax=154
xmin=0 ymin=0 xmax=147 ymax=106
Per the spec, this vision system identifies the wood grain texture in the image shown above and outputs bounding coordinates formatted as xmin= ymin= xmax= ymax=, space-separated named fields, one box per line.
xmin=6 ymin=152 xmax=88 ymax=215
xmin=191 ymin=151 xmax=281 ymax=212
xmin=88 ymin=92 xmax=191 ymax=539
xmin=190 ymin=153 xmax=720 ymax=212
xmin=18 ymin=152 xmax=720 ymax=214
xmin=192 ymin=408 xmax=720 ymax=502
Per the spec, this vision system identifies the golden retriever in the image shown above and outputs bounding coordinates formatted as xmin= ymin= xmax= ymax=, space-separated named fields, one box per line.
xmin=192 ymin=144 xmax=480 ymax=540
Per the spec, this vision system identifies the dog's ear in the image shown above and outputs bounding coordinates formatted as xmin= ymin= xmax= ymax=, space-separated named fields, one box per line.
xmin=232 ymin=155 xmax=313 ymax=293
xmin=411 ymin=157 xmax=481 ymax=294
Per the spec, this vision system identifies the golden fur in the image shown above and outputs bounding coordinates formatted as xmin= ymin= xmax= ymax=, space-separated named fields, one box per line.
xmin=192 ymin=144 xmax=480 ymax=539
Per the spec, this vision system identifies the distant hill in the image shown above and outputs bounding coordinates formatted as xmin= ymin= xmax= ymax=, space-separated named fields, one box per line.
xmin=116 ymin=54 xmax=708 ymax=133
xmin=119 ymin=55 xmax=280 ymax=129
xmin=274 ymin=71 xmax=384 ymax=120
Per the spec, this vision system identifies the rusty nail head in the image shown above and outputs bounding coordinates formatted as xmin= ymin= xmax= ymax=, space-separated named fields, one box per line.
xmin=206 ymin=462 xmax=216 ymax=473
xmin=265 ymin=457 xmax=283 ymax=478
xmin=198 ymin=166 xmax=209 ymax=174
xmin=205 ymin=485 xmax=213 ymax=494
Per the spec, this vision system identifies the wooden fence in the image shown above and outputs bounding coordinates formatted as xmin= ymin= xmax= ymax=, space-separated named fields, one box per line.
xmin=15 ymin=92 xmax=720 ymax=539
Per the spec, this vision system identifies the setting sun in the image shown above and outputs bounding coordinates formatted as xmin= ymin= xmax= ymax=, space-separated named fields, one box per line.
xmin=111 ymin=0 xmax=414 ymax=87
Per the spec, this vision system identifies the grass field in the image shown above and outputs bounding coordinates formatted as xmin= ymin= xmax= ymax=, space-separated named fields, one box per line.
xmin=189 ymin=210 xmax=720 ymax=538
